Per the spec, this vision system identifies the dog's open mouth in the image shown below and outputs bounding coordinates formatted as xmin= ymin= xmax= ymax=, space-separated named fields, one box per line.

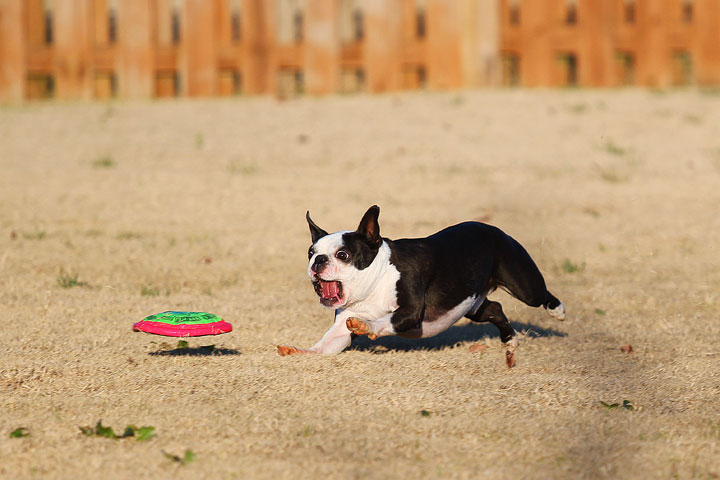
xmin=313 ymin=279 xmax=344 ymax=307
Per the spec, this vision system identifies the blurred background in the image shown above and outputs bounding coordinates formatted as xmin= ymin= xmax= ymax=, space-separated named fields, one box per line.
xmin=1 ymin=0 xmax=719 ymax=102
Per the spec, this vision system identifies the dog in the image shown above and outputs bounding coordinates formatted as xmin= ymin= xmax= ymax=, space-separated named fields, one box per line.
xmin=277 ymin=206 xmax=565 ymax=359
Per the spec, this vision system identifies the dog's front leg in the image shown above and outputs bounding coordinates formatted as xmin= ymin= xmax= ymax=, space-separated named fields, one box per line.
xmin=277 ymin=311 xmax=353 ymax=356
xmin=346 ymin=315 xmax=392 ymax=340
xmin=346 ymin=303 xmax=423 ymax=339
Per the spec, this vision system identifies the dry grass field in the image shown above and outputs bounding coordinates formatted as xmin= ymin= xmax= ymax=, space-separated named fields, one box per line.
xmin=1 ymin=90 xmax=719 ymax=479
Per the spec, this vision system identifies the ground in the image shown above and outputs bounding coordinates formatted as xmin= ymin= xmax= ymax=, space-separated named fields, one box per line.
xmin=1 ymin=90 xmax=719 ymax=479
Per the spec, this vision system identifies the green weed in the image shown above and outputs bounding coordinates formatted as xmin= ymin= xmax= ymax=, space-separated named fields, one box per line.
xmin=603 ymin=139 xmax=627 ymax=156
xmin=92 ymin=155 xmax=115 ymax=169
xmin=567 ymin=103 xmax=587 ymax=114
xmin=561 ymin=259 xmax=586 ymax=274
xmin=600 ymin=400 xmax=634 ymax=411
xmin=9 ymin=427 xmax=30 ymax=438
xmin=299 ymin=426 xmax=315 ymax=437
xmin=195 ymin=132 xmax=204 ymax=149
xmin=163 ymin=449 xmax=196 ymax=465
xmin=583 ymin=207 xmax=600 ymax=218
xmin=594 ymin=308 xmax=607 ymax=316
xmin=185 ymin=233 xmax=210 ymax=244
xmin=22 ymin=230 xmax=46 ymax=240
xmin=600 ymin=169 xmax=625 ymax=183
xmin=594 ymin=162 xmax=629 ymax=183
xmin=116 ymin=231 xmax=143 ymax=240
xmin=445 ymin=163 xmax=466 ymax=175
xmin=450 ymin=95 xmax=465 ymax=106
xmin=140 ymin=284 xmax=160 ymax=297
xmin=57 ymin=269 xmax=89 ymax=289
xmin=79 ymin=420 xmax=154 ymax=441
xmin=698 ymin=87 xmax=720 ymax=97
xmin=219 ymin=273 xmax=240 ymax=288
xmin=227 ymin=158 xmax=258 ymax=175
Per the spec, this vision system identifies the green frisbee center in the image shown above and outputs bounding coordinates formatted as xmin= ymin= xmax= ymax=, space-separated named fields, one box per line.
xmin=142 ymin=311 xmax=221 ymax=325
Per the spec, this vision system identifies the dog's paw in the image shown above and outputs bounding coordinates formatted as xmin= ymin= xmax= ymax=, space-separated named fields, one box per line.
xmin=505 ymin=350 xmax=516 ymax=368
xmin=346 ymin=318 xmax=376 ymax=340
xmin=504 ymin=335 xmax=519 ymax=368
xmin=277 ymin=345 xmax=311 ymax=356
xmin=547 ymin=302 xmax=566 ymax=321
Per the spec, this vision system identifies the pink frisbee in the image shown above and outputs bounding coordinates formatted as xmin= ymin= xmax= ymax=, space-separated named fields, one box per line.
xmin=133 ymin=311 xmax=232 ymax=337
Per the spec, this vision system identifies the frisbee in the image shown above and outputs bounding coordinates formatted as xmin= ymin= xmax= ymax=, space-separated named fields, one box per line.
xmin=133 ymin=311 xmax=232 ymax=337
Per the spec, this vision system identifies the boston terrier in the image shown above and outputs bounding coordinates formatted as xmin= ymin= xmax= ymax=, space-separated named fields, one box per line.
xmin=277 ymin=206 xmax=565 ymax=359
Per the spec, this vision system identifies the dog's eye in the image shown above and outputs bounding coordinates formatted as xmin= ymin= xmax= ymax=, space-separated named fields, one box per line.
xmin=335 ymin=250 xmax=350 ymax=262
xmin=308 ymin=248 xmax=314 ymax=259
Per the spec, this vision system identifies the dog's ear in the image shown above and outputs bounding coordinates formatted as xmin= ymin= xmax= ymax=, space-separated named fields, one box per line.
xmin=306 ymin=211 xmax=328 ymax=243
xmin=356 ymin=205 xmax=381 ymax=247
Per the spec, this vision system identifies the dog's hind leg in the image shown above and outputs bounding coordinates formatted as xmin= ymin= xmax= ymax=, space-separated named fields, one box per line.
xmin=467 ymin=299 xmax=519 ymax=367
xmin=467 ymin=299 xmax=517 ymax=345
xmin=493 ymin=234 xmax=566 ymax=320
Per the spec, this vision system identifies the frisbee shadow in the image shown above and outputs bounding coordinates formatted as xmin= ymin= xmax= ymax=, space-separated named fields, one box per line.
xmin=148 ymin=345 xmax=241 ymax=357
xmin=348 ymin=321 xmax=566 ymax=353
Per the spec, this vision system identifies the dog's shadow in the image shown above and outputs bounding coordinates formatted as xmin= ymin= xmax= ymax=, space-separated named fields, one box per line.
xmin=348 ymin=321 xmax=566 ymax=353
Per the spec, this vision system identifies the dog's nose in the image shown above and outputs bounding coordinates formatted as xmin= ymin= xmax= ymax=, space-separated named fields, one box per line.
xmin=311 ymin=254 xmax=329 ymax=273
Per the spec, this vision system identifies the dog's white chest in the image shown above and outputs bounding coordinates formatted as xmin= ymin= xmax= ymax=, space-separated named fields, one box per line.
xmin=343 ymin=261 xmax=400 ymax=321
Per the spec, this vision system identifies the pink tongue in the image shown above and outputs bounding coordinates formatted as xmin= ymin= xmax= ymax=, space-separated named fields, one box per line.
xmin=321 ymin=281 xmax=339 ymax=298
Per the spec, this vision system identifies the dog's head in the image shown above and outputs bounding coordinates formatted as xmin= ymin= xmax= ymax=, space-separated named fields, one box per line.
xmin=306 ymin=205 xmax=383 ymax=309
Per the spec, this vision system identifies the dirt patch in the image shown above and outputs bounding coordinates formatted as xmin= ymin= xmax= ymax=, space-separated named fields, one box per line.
xmin=1 ymin=91 xmax=719 ymax=479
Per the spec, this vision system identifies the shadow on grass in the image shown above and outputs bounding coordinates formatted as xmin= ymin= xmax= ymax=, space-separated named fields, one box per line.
xmin=148 ymin=346 xmax=241 ymax=357
xmin=348 ymin=321 xmax=566 ymax=353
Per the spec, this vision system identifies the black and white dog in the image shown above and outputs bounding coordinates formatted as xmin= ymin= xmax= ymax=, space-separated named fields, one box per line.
xmin=277 ymin=206 xmax=565 ymax=357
